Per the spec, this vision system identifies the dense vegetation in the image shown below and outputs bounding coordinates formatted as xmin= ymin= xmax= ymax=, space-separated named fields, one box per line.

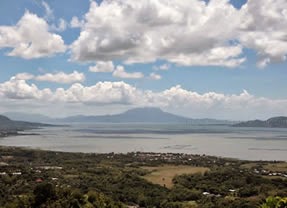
xmin=0 ymin=147 xmax=286 ymax=207
xmin=260 ymin=196 xmax=287 ymax=208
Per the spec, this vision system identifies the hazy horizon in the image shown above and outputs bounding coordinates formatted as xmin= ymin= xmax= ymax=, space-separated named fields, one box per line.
xmin=1 ymin=107 xmax=281 ymax=121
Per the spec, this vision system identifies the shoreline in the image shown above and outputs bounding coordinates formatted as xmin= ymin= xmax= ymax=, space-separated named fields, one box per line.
xmin=0 ymin=131 xmax=40 ymax=138
xmin=0 ymin=145 xmax=283 ymax=163
xmin=0 ymin=141 xmax=286 ymax=162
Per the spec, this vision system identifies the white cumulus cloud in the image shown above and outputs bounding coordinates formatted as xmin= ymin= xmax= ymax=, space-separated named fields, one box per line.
xmin=89 ymin=61 xmax=144 ymax=79
xmin=0 ymin=11 xmax=66 ymax=59
xmin=35 ymin=71 xmax=85 ymax=84
xmin=89 ymin=61 xmax=115 ymax=72
xmin=0 ymin=78 xmax=52 ymax=100
xmin=153 ymin=64 xmax=170 ymax=71
xmin=42 ymin=1 xmax=54 ymax=20
xmin=70 ymin=16 xmax=84 ymax=28
xmin=69 ymin=0 xmax=287 ymax=68
xmin=149 ymin=72 xmax=161 ymax=80
xmin=14 ymin=71 xmax=85 ymax=84
xmin=70 ymin=0 xmax=244 ymax=67
xmin=50 ymin=18 xmax=68 ymax=32
xmin=112 ymin=66 xmax=144 ymax=79
xmin=239 ymin=0 xmax=287 ymax=66
xmin=15 ymin=73 xmax=35 ymax=80
xmin=54 ymin=81 xmax=140 ymax=104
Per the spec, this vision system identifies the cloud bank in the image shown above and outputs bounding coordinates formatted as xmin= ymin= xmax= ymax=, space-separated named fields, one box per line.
xmin=0 ymin=77 xmax=286 ymax=119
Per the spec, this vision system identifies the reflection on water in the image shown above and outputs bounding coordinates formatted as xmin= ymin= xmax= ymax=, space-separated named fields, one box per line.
xmin=0 ymin=123 xmax=287 ymax=161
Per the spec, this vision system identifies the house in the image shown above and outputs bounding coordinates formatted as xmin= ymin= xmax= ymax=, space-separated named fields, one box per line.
xmin=36 ymin=178 xmax=43 ymax=183
xmin=12 ymin=172 xmax=22 ymax=175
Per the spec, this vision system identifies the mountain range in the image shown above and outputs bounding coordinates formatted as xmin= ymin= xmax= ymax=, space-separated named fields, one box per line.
xmin=2 ymin=109 xmax=287 ymax=130
xmin=233 ymin=116 xmax=287 ymax=128
xmin=4 ymin=108 xmax=234 ymax=125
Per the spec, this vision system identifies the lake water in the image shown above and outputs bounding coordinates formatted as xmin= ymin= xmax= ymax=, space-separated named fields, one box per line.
xmin=0 ymin=123 xmax=287 ymax=161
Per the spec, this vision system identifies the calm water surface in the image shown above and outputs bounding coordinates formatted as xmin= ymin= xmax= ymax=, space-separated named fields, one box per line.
xmin=1 ymin=123 xmax=287 ymax=161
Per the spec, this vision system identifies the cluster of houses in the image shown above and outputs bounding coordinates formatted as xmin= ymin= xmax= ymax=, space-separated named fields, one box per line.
xmin=202 ymin=189 xmax=237 ymax=198
xmin=129 ymin=152 xmax=225 ymax=166
xmin=0 ymin=154 xmax=62 ymax=183
xmin=253 ymin=168 xmax=287 ymax=178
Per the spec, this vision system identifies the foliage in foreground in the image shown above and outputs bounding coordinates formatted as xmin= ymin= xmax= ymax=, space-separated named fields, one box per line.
xmin=260 ymin=196 xmax=287 ymax=208
xmin=5 ymin=182 xmax=125 ymax=208
xmin=0 ymin=147 xmax=287 ymax=207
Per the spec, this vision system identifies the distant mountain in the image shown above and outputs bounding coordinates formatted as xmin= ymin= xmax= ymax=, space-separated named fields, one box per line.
xmin=3 ymin=108 xmax=235 ymax=124
xmin=0 ymin=115 xmax=52 ymax=136
xmin=59 ymin=107 xmax=188 ymax=123
xmin=3 ymin=112 xmax=53 ymax=123
xmin=233 ymin=116 xmax=287 ymax=128
xmin=57 ymin=107 xmax=234 ymax=124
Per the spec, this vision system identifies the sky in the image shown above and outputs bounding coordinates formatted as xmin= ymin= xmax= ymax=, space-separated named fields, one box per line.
xmin=0 ymin=0 xmax=287 ymax=120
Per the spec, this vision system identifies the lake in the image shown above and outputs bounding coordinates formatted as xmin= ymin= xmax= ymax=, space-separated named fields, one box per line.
xmin=0 ymin=123 xmax=287 ymax=161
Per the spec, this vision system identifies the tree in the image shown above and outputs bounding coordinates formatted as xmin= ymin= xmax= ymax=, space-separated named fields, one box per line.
xmin=260 ymin=196 xmax=287 ymax=208
xmin=33 ymin=183 xmax=56 ymax=207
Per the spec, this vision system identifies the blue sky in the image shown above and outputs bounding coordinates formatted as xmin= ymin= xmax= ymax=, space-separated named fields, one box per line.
xmin=0 ymin=0 xmax=286 ymax=119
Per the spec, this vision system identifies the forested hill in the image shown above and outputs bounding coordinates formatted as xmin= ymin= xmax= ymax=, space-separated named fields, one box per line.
xmin=233 ymin=116 xmax=287 ymax=128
